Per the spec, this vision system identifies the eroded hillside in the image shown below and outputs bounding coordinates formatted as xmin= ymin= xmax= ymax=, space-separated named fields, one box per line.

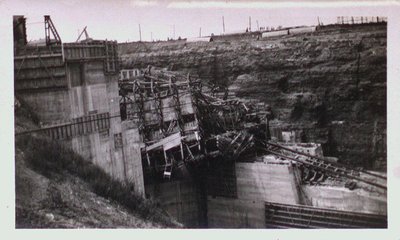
xmin=119 ymin=24 xmax=387 ymax=169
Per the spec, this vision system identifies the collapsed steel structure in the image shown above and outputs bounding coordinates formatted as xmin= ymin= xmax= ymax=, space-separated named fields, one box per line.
xmin=119 ymin=67 xmax=265 ymax=181
xmin=119 ymin=67 xmax=386 ymax=191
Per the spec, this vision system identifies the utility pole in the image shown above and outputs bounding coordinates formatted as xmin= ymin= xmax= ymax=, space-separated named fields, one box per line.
xmin=222 ymin=16 xmax=225 ymax=34
xmin=199 ymin=27 xmax=202 ymax=37
xmin=249 ymin=16 xmax=251 ymax=32
xmin=317 ymin=16 xmax=321 ymax=26
xmin=139 ymin=24 xmax=142 ymax=42
xmin=173 ymin=24 xmax=175 ymax=39
xmin=256 ymin=20 xmax=259 ymax=31
xmin=151 ymin=32 xmax=153 ymax=42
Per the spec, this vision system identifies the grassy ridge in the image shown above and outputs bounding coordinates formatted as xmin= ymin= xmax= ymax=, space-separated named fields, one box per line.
xmin=15 ymin=134 xmax=180 ymax=228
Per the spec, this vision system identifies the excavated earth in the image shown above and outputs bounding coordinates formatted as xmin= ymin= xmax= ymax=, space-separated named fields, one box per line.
xmin=119 ymin=23 xmax=387 ymax=170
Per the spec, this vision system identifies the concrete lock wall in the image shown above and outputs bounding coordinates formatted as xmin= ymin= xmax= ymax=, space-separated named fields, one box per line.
xmin=14 ymin=48 xmax=145 ymax=196
xmin=207 ymin=162 xmax=301 ymax=228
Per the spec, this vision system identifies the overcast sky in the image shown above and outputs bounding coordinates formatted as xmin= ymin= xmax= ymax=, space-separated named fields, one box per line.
xmin=2 ymin=0 xmax=393 ymax=42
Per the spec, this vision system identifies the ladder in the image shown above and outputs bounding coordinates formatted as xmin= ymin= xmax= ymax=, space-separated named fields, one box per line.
xmin=263 ymin=141 xmax=387 ymax=190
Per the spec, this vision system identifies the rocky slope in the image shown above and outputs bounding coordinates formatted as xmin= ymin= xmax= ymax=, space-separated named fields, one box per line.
xmin=119 ymin=23 xmax=387 ymax=170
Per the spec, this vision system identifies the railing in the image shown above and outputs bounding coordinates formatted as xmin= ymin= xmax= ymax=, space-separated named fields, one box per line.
xmin=336 ymin=16 xmax=387 ymax=25
xmin=39 ymin=112 xmax=110 ymax=140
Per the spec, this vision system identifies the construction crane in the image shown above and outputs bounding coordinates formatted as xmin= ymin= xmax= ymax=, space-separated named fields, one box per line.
xmin=76 ymin=26 xmax=93 ymax=42
xmin=44 ymin=15 xmax=62 ymax=45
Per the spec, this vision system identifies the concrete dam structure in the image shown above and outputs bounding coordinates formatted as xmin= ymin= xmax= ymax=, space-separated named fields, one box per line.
xmin=14 ymin=16 xmax=145 ymax=195
xmin=14 ymin=15 xmax=387 ymax=229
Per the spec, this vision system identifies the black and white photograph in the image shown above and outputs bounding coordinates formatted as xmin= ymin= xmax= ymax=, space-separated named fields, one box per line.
xmin=1 ymin=0 xmax=400 ymax=237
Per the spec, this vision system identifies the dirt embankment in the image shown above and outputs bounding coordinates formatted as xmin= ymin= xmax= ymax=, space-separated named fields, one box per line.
xmin=15 ymin=150 xmax=162 ymax=228
xmin=119 ymin=24 xmax=387 ymax=170
xmin=15 ymin=99 xmax=180 ymax=228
